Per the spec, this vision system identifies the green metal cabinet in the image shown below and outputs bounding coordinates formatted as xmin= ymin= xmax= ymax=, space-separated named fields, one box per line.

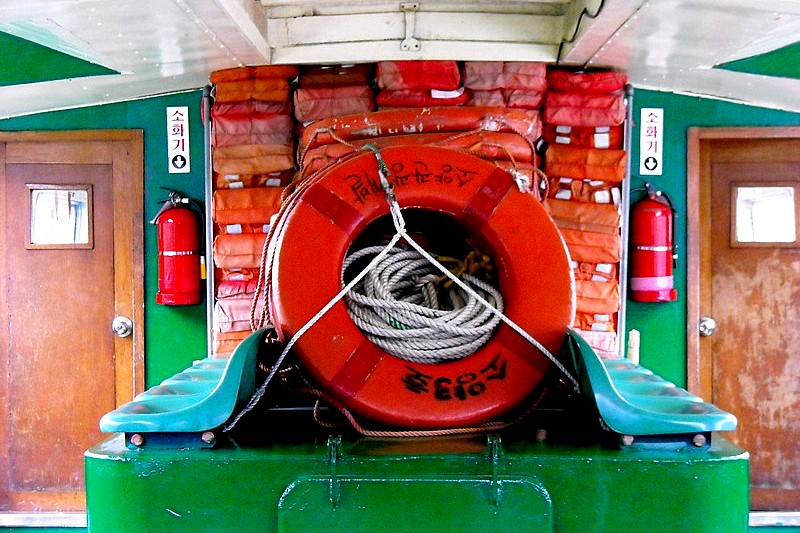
xmin=86 ymin=432 xmax=748 ymax=533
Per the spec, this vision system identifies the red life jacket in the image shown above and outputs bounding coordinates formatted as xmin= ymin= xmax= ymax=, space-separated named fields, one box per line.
xmin=376 ymin=60 xmax=461 ymax=90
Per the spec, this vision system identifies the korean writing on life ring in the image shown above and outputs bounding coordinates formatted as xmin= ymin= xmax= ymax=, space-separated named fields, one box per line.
xmin=344 ymin=160 xmax=478 ymax=204
xmin=401 ymin=353 xmax=508 ymax=401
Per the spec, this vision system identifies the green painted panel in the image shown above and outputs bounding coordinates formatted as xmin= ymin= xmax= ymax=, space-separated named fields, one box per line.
xmin=0 ymin=32 xmax=117 ymax=86
xmin=85 ymin=434 xmax=749 ymax=533
xmin=716 ymin=42 xmax=800 ymax=80
xmin=627 ymin=90 xmax=800 ymax=387
xmin=279 ymin=475 xmax=552 ymax=532
xmin=0 ymin=529 xmax=85 ymax=533
xmin=0 ymin=90 xmax=209 ymax=386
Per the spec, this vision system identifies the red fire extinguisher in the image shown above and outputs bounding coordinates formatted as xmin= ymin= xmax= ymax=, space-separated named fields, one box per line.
xmin=629 ymin=184 xmax=678 ymax=302
xmin=151 ymin=190 xmax=205 ymax=305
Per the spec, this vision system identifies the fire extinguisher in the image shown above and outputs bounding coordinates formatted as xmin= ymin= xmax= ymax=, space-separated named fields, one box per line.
xmin=151 ymin=189 xmax=205 ymax=305
xmin=629 ymin=183 xmax=678 ymax=302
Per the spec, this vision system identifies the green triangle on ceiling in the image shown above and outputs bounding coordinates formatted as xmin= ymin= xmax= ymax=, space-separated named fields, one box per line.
xmin=0 ymin=31 xmax=118 ymax=87
xmin=715 ymin=41 xmax=800 ymax=81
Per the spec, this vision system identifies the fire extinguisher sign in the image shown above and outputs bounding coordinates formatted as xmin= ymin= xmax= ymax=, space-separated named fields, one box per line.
xmin=167 ymin=106 xmax=190 ymax=174
xmin=639 ymin=108 xmax=663 ymax=176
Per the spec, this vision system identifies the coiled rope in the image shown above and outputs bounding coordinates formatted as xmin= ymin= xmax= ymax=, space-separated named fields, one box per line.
xmin=343 ymin=245 xmax=503 ymax=364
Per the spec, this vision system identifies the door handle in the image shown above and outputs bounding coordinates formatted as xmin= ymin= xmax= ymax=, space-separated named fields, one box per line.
xmin=112 ymin=316 xmax=133 ymax=338
xmin=699 ymin=316 xmax=717 ymax=337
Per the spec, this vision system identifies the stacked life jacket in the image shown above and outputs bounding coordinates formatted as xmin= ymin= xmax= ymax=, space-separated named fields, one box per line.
xmin=293 ymin=64 xmax=376 ymax=124
xmin=543 ymin=68 xmax=628 ymax=359
xmin=296 ymin=106 xmax=544 ymax=196
xmin=462 ymin=61 xmax=548 ymax=109
xmin=210 ymin=65 xmax=297 ymax=357
xmin=375 ymin=60 xmax=468 ymax=108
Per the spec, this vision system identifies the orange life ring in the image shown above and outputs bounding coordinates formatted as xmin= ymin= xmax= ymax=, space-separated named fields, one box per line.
xmin=270 ymin=145 xmax=574 ymax=429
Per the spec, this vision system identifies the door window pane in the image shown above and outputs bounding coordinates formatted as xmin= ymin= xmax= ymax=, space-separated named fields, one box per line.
xmin=734 ymin=185 xmax=796 ymax=244
xmin=27 ymin=184 xmax=93 ymax=249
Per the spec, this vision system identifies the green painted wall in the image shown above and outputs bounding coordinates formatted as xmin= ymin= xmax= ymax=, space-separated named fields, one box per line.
xmin=2 ymin=88 xmax=800 ymax=532
xmin=0 ymin=91 xmax=209 ymax=386
xmin=626 ymin=90 xmax=800 ymax=387
xmin=0 ymin=32 xmax=117 ymax=86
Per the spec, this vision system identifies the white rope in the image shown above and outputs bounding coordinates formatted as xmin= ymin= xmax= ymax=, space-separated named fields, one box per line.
xmin=368 ymin=148 xmax=579 ymax=392
xmin=343 ymin=245 xmax=503 ymax=364
xmin=223 ymin=231 xmax=405 ymax=432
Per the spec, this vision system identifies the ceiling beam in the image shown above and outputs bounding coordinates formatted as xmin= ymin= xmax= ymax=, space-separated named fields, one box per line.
xmin=557 ymin=0 xmax=645 ymax=66
xmin=269 ymin=39 xmax=559 ymax=64
xmin=268 ymin=11 xmax=563 ymax=46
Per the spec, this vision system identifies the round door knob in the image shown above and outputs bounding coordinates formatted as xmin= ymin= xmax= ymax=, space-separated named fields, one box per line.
xmin=112 ymin=316 xmax=133 ymax=338
xmin=699 ymin=316 xmax=717 ymax=337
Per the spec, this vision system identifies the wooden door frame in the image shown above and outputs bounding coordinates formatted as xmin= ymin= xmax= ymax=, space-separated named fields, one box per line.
xmin=0 ymin=130 xmax=144 ymax=523
xmin=686 ymin=126 xmax=800 ymax=399
xmin=687 ymin=126 xmax=800 ymax=524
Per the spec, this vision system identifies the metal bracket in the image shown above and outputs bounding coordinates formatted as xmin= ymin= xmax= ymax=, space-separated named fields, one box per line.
xmin=400 ymin=3 xmax=421 ymax=51
xmin=327 ymin=435 xmax=342 ymax=508
xmin=486 ymin=434 xmax=502 ymax=506
xmin=125 ymin=430 xmax=217 ymax=450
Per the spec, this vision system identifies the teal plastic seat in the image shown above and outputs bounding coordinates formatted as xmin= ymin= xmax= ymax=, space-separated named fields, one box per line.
xmin=567 ymin=329 xmax=737 ymax=437
xmin=99 ymin=328 xmax=265 ymax=434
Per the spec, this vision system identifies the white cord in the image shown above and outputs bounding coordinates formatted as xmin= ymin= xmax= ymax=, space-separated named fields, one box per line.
xmin=343 ymin=245 xmax=503 ymax=364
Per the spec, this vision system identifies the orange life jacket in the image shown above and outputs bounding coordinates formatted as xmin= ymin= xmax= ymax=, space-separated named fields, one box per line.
xmin=377 ymin=87 xmax=469 ymax=107
xmin=545 ymin=198 xmax=620 ymax=235
xmin=213 ymin=169 xmax=294 ymax=189
xmin=212 ymin=187 xmax=285 ymax=235
xmin=212 ymin=330 xmax=252 ymax=358
xmin=575 ymin=279 xmax=621 ymax=315
xmin=544 ymin=144 xmax=627 ymax=182
xmin=211 ymin=112 xmax=293 ymax=148
xmin=297 ymin=64 xmax=373 ymax=87
xmin=211 ymin=100 xmax=293 ymax=117
xmin=216 ymin=279 xmax=259 ymax=300
xmin=549 ymin=176 xmax=621 ymax=205
xmin=546 ymin=70 xmax=628 ymax=93
xmin=212 ymin=144 xmax=294 ymax=175
xmin=294 ymin=85 xmax=376 ymax=123
xmin=574 ymin=312 xmax=617 ymax=332
xmin=214 ymin=297 xmax=263 ymax=333
xmin=575 ymin=329 xmax=619 ymax=359
xmin=213 ymin=77 xmax=292 ymax=104
xmin=210 ymin=65 xmax=299 ymax=83
xmin=462 ymin=62 xmax=547 ymax=90
xmin=543 ymin=92 xmax=626 ymax=127
xmin=212 ymin=233 xmax=267 ymax=270
xmin=466 ymin=89 xmax=545 ymax=109
xmin=543 ymin=124 xmax=624 ymax=149
xmin=558 ymin=227 xmax=621 ymax=264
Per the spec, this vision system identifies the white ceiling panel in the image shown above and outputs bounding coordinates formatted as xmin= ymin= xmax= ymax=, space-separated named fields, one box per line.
xmin=0 ymin=0 xmax=798 ymax=118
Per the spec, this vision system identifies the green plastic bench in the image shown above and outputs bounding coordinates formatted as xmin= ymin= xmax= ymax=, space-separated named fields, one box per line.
xmin=99 ymin=328 xmax=265 ymax=447
xmin=566 ymin=328 xmax=736 ymax=441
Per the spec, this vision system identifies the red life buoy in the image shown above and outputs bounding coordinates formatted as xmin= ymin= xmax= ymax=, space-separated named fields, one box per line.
xmin=270 ymin=145 xmax=574 ymax=429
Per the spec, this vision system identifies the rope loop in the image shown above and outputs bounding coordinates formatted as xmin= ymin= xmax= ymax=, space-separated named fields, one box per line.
xmin=343 ymin=244 xmax=503 ymax=364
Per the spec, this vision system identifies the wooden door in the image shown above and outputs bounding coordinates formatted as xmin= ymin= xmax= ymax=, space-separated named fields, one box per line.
xmin=0 ymin=131 xmax=144 ymax=512
xmin=688 ymin=127 xmax=800 ymax=511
